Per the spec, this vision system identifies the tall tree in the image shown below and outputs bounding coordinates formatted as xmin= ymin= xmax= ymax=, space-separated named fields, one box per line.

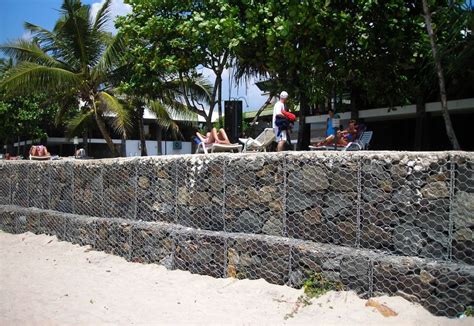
xmin=0 ymin=0 xmax=130 ymax=157
xmin=422 ymin=0 xmax=461 ymax=149
xmin=117 ymin=0 xmax=242 ymax=130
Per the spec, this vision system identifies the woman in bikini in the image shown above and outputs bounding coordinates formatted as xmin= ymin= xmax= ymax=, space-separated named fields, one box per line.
xmin=196 ymin=128 xmax=231 ymax=145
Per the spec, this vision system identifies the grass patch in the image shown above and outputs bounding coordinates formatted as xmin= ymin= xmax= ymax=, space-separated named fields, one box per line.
xmin=284 ymin=273 xmax=344 ymax=320
xmin=303 ymin=273 xmax=344 ymax=299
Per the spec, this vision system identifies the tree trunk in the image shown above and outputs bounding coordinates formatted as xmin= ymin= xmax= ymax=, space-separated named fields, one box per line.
xmin=95 ymin=112 xmax=117 ymax=157
xmin=156 ymin=125 xmax=162 ymax=155
xmin=217 ymin=75 xmax=222 ymax=127
xmin=422 ymin=0 xmax=461 ymax=150
xmin=137 ymin=106 xmax=148 ymax=156
xmin=414 ymin=94 xmax=426 ymax=150
xmin=350 ymin=86 xmax=360 ymax=120
xmin=297 ymin=91 xmax=311 ymax=151
xmin=251 ymin=94 xmax=273 ymax=126
xmin=82 ymin=130 xmax=88 ymax=156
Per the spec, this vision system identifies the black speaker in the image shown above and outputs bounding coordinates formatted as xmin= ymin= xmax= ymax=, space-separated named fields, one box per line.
xmin=224 ymin=100 xmax=243 ymax=143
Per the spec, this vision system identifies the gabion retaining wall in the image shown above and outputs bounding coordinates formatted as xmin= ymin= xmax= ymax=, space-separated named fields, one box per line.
xmin=0 ymin=151 xmax=473 ymax=316
xmin=0 ymin=152 xmax=472 ymax=263
xmin=0 ymin=204 xmax=472 ymax=317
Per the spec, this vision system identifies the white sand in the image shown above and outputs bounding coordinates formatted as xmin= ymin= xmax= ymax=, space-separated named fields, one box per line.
xmin=0 ymin=231 xmax=471 ymax=325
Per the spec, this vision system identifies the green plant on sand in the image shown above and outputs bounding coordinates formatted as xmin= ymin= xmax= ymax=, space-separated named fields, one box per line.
xmin=303 ymin=273 xmax=344 ymax=299
xmin=285 ymin=273 xmax=344 ymax=320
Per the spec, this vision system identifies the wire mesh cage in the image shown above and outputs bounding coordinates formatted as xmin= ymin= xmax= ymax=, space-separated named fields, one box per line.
xmin=0 ymin=152 xmax=472 ymax=318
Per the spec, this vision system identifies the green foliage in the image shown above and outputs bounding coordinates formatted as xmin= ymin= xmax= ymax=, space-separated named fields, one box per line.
xmin=242 ymin=112 xmax=250 ymax=134
xmin=303 ymin=273 xmax=344 ymax=299
xmin=0 ymin=0 xmax=130 ymax=156
xmin=213 ymin=116 xmax=224 ymax=130
xmin=117 ymin=0 xmax=243 ymax=128
xmin=465 ymin=306 xmax=473 ymax=317
xmin=0 ymin=92 xmax=62 ymax=147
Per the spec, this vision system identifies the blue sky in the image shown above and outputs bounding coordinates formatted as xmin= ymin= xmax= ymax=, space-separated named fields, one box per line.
xmin=0 ymin=0 xmax=98 ymax=43
xmin=0 ymin=0 xmax=268 ymax=112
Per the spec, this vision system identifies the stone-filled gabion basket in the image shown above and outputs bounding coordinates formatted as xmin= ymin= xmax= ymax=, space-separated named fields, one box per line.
xmin=0 ymin=151 xmax=472 ymax=317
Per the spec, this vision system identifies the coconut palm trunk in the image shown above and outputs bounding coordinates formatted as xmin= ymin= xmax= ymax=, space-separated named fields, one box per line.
xmin=421 ymin=0 xmax=461 ymax=150
xmin=137 ymin=106 xmax=148 ymax=156
xmin=95 ymin=111 xmax=117 ymax=157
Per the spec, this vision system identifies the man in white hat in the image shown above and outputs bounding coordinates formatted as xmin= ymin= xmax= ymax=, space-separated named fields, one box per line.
xmin=273 ymin=91 xmax=289 ymax=151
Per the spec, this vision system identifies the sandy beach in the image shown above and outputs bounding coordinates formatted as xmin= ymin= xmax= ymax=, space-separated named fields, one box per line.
xmin=0 ymin=230 xmax=470 ymax=325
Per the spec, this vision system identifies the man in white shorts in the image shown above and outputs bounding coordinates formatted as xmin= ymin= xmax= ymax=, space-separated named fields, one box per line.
xmin=273 ymin=91 xmax=289 ymax=151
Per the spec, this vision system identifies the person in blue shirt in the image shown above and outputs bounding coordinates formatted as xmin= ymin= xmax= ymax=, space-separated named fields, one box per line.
xmin=325 ymin=109 xmax=337 ymax=137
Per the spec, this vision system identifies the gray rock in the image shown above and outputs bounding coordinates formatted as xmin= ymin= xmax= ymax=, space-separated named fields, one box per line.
xmin=421 ymin=181 xmax=449 ymax=199
xmin=454 ymin=228 xmax=473 ymax=241
xmin=361 ymin=224 xmax=392 ymax=249
xmin=160 ymin=255 xmax=174 ymax=269
xmin=262 ymin=216 xmax=283 ymax=236
xmin=362 ymin=187 xmax=390 ymax=204
xmin=392 ymin=186 xmax=416 ymax=205
xmin=393 ymin=225 xmax=425 ymax=256
xmin=451 ymin=191 xmax=474 ymax=228
xmin=289 ymin=269 xmax=305 ymax=287
xmin=152 ymin=202 xmax=174 ymax=214
xmin=330 ymin=167 xmax=358 ymax=192
xmin=289 ymin=165 xmax=329 ymax=192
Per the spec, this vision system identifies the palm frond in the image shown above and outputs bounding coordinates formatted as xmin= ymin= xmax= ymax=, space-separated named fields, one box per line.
xmin=152 ymin=97 xmax=197 ymax=126
xmin=57 ymin=0 xmax=100 ymax=70
xmin=0 ymin=40 xmax=66 ymax=68
xmin=93 ymin=0 xmax=112 ymax=32
xmin=0 ymin=62 xmax=81 ymax=94
xmin=147 ymin=100 xmax=183 ymax=138
xmin=66 ymin=109 xmax=94 ymax=137
xmin=93 ymin=33 xmax=126 ymax=79
xmin=97 ymin=91 xmax=131 ymax=137
xmin=0 ymin=57 xmax=14 ymax=76
xmin=23 ymin=22 xmax=63 ymax=53
xmin=167 ymin=75 xmax=213 ymax=105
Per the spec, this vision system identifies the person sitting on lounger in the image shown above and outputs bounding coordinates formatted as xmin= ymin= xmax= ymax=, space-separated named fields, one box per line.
xmin=196 ymin=128 xmax=231 ymax=145
xmin=315 ymin=120 xmax=358 ymax=147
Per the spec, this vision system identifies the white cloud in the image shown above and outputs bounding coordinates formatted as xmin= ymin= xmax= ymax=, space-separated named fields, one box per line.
xmin=21 ymin=31 xmax=33 ymax=41
xmin=200 ymin=67 xmax=268 ymax=111
xmin=90 ymin=0 xmax=132 ymax=33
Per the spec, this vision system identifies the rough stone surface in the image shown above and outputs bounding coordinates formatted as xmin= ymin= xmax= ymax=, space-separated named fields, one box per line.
xmin=0 ymin=151 xmax=472 ymax=265
xmin=421 ymin=181 xmax=449 ymax=199
xmin=1 ymin=204 xmax=474 ymax=317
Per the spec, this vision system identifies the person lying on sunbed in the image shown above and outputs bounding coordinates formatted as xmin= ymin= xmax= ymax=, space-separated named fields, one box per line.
xmin=29 ymin=145 xmax=50 ymax=157
xmin=314 ymin=120 xmax=358 ymax=147
xmin=196 ymin=128 xmax=231 ymax=145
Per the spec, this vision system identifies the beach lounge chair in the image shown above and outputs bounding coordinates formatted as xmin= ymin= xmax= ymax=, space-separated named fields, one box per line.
xmin=308 ymin=131 xmax=373 ymax=151
xmin=238 ymin=128 xmax=275 ymax=153
xmin=29 ymin=155 xmax=52 ymax=160
xmin=195 ymin=141 xmax=242 ymax=154
xmin=342 ymin=130 xmax=373 ymax=151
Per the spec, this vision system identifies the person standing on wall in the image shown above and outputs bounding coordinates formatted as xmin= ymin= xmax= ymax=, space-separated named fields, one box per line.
xmin=273 ymin=91 xmax=290 ymax=152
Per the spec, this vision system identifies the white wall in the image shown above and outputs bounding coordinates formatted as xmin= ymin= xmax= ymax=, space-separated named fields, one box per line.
xmin=125 ymin=140 xmax=192 ymax=156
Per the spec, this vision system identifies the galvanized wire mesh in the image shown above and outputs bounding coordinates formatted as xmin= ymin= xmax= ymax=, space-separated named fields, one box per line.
xmin=176 ymin=156 xmax=225 ymax=231
xmin=0 ymin=164 xmax=11 ymax=205
xmin=73 ymin=162 xmax=103 ymax=217
xmin=136 ymin=158 xmax=176 ymax=223
xmin=50 ymin=161 xmax=74 ymax=213
xmin=0 ymin=152 xmax=473 ymax=317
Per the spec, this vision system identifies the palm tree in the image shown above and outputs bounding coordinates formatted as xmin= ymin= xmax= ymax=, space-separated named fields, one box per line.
xmin=119 ymin=73 xmax=212 ymax=156
xmin=0 ymin=0 xmax=129 ymax=156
